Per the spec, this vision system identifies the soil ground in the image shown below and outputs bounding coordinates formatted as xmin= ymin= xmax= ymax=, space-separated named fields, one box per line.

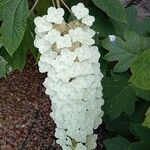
xmin=1 ymin=54 xmax=106 ymax=150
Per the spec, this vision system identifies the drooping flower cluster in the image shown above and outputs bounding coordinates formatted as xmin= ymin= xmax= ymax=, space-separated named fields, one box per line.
xmin=34 ymin=3 xmax=104 ymax=150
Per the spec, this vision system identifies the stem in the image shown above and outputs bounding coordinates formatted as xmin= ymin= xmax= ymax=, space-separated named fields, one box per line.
xmin=56 ymin=0 xmax=60 ymax=7
xmin=52 ymin=0 xmax=56 ymax=7
xmin=60 ymin=0 xmax=72 ymax=13
xmin=30 ymin=0 xmax=39 ymax=14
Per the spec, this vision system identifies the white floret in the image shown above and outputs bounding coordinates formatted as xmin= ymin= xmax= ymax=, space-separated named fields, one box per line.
xmin=34 ymin=38 xmax=51 ymax=54
xmin=82 ymin=26 xmax=96 ymax=38
xmin=40 ymin=51 xmax=57 ymax=64
xmin=69 ymin=27 xmax=95 ymax=45
xmin=44 ymin=29 xmax=61 ymax=44
xmin=55 ymin=128 xmax=67 ymax=142
xmin=34 ymin=16 xmax=52 ymax=33
xmin=69 ymin=27 xmax=85 ymax=42
xmin=86 ymin=134 xmax=98 ymax=150
xmin=82 ymin=15 xmax=95 ymax=26
xmin=56 ymin=34 xmax=72 ymax=49
xmin=38 ymin=61 xmax=50 ymax=73
xmin=74 ymin=45 xmax=96 ymax=61
xmin=75 ymin=143 xmax=87 ymax=150
xmin=59 ymin=49 xmax=76 ymax=65
xmin=47 ymin=7 xmax=64 ymax=24
xmin=71 ymin=3 xmax=89 ymax=20
xmin=35 ymin=29 xmax=47 ymax=38
xmin=94 ymin=110 xmax=104 ymax=129
xmin=61 ymin=145 xmax=72 ymax=150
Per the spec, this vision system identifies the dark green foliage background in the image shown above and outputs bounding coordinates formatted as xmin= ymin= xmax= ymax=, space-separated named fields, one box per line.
xmin=0 ymin=0 xmax=150 ymax=149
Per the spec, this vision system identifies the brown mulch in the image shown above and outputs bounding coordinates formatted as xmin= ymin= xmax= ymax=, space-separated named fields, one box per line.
xmin=1 ymin=54 xmax=61 ymax=150
xmin=1 ymin=54 xmax=105 ymax=150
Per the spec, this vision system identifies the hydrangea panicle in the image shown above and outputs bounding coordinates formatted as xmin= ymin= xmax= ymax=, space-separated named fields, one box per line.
xmin=34 ymin=3 xmax=104 ymax=150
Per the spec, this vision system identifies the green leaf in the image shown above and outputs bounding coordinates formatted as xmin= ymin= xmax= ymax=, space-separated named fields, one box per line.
xmin=142 ymin=107 xmax=150 ymax=128
xmin=11 ymin=24 xmax=35 ymax=70
xmin=129 ymin=100 xmax=150 ymax=124
xmin=111 ymin=6 xmax=150 ymax=36
xmin=100 ymin=58 xmax=108 ymax=76
xmin=133 ymin=87 xmax=150 ymax=101
xmin=0 ymin=0 xmax=29 ymax=56
xmin=36 ymin=0 xmax=52 ymax=15
xmin=104 ymin=114 xmax=131 ymax=137
xmin=127 ymin=125 xmax=150 ymax=150
xmin=0 ymin=0 xmax=10 ymax=20
xmin=102 ymin=73 xmax=137 ymax=119
xmin=0 ymin=23 xmax=37 ymax=71
xmin=103 ymin=30 xmax=149 ymax=72
xmin=130 ymin=49 xmax=150 ymax=90
xmin=11 ymin=43 xmax=27 ymax=71
xmin=0 ymin=56 xmax=7 ymax=77
xmin=126 ymin=6 xmax=150 ymax=35
xmin=0 ymin=46 xmax=11 ymax=62
xmin=104 ymin=136 xmax=130 ymax=150
xmin=105 ymin=125 xmax=150 ymax=150
xmin=67 ymin=0 xmax=79 ymax=6
xmin=90 ymin=7 xmax=114 ymax=37
xmin=0 ymin=43 xmax=2 ymax=48
xmin=92 ymin=0 xmax=126 ymax=23
xmin=104 ymin=124 xmax=150 ymax=150
xmin=27 ymin=17 xmax=39 ymax=59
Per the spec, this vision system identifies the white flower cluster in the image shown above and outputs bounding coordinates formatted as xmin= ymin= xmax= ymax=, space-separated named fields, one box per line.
xmin=34 ymin=3 xmax=104 ymax=150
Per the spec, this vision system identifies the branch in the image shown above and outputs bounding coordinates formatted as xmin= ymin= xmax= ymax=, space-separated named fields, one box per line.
xmin=30 ymin=0 xmax=39 ymax=14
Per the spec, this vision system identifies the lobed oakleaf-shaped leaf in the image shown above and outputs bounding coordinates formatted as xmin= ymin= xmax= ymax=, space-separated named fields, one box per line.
xmin=142 ymin=107 xmax=150 ymax=128
xmin=130 ymin=49 xmax=150 ymax=90
xmin=0 ymin=0 xmax=29 ymax=56
xmin=102 ymin=73 xmax=137 ymax=119
xmin=103 ymin=30 xmax=150 ymax=72
xmin=0 ymin=56 xmax=7 ymax=77
xmin=104 ymin=136 xmax=130 ymax=150
xmin=92 ymin=0 xmax=127 ymax=23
